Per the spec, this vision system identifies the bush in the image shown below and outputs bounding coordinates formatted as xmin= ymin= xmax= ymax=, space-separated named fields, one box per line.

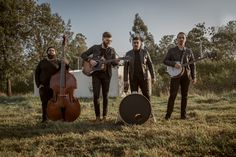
xmin=153 ymin=59 xmax=236 ymax=95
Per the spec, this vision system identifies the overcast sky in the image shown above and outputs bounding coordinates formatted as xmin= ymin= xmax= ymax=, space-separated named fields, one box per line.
xmin=38 ymin=0 xmax=236 ymax=55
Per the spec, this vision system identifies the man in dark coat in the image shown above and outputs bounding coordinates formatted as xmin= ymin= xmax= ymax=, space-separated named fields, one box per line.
xmin=123 ymin=36 xmax=157 ymax=122
xmin=35 ymin=47 xmax=68 ymax=122
xmin=81 ymin=32 xmax=120 ymax=123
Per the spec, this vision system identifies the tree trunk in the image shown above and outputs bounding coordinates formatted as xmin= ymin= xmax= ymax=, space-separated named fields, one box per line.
xmin=7 ymin=79 xmax=12 ymax=96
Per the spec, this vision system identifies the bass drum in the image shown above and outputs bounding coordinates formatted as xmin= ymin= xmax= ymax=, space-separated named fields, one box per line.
xmin=119 ymin=93 xmax=151 ymax=125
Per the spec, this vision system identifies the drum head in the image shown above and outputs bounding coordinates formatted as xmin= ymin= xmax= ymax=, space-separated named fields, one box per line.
xmin=119 ymin=94 xmax=151 ymax=125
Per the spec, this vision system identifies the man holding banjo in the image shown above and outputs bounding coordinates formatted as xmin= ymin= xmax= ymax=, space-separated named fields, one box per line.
xmin=163 ymin=32 xmax=196 ymax=120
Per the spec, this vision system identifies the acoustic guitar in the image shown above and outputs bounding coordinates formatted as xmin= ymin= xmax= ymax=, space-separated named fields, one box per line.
xmin=166 ymin=52 xmax=217 ymax=78
xmin=82 ymin=56 xmax=129 ymax=76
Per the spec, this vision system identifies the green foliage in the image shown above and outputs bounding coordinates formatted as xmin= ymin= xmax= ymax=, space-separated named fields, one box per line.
xmin=0 ymin=1 xmax=87 ymax=94
xmin=67 ymin=32 xmax=88 ymax=70
xmin=196 ymin=60 xmax=236 ymax=92
xmin=130 ymin=13 xmax=159 ymax=64
xmin=155 ymin=21 xmax=236 ymax=95
xmin=186 ymin=22 xmax=213 ymax=58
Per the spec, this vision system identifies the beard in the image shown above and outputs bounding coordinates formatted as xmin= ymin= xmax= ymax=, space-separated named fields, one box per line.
xmin=47 ymin=54 xmax=56 ymax=59
xmin=102 ymin=42 xmax=109 ymax=48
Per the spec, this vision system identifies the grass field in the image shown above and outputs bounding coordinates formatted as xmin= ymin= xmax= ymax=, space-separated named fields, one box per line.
xmin=0 ymin=92 xmax=236 ymax=157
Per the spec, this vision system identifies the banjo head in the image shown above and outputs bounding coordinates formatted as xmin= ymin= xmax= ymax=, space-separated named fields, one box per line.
xmin=166 ymin=62 xmax=184 ymax=78
xmin=119 ymin=94 xmax=151 ymax=125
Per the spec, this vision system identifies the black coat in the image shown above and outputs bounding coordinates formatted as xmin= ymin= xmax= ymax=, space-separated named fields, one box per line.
xmin=124 ymin=49 xmax=156 ymax=82
xmin=80 ymin=44 xmax=118 ymax=78
xmin=35 ymin=58 xmax=69 ymax=88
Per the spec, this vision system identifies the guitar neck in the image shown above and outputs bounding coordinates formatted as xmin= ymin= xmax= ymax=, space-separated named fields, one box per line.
xmin=100 ymin=57 xmax=125 ymax=64
xmin=182 ymin=56 xmax=207 ymax=67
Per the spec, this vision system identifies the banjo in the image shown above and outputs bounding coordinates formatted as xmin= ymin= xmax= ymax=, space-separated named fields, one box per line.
xmin=167 ymin=52 xmax=217 ymax=78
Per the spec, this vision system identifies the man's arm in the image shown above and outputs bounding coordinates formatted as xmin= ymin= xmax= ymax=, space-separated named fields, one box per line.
xmin=163 ymin=49 xmax=176 ymax=67
xmin=146 ymin=51 xmax=156 ymax=80
xmin=35 ymin=62 xmax=41 ymax=88
xmin=189 ymin=49 xmax=196 ymax=80
xmin=111 ymin=48 xmax=119 ymax=67
xmin=123 ymin=53 xmax=129 ymax=82
xmin=80 ymin=45 xmax=94 ymax=61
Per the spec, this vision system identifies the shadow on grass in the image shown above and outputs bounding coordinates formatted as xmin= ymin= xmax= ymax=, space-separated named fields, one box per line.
xmin=0 ymin=96 xmax=28 ymax=105
xmin=0 ymin=119 xmax=123 ymax=140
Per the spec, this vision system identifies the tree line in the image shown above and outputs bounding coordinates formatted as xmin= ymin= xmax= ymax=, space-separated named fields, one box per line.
xmin=130 ymin=14 xmax=236 ymax=95
xmin=0 ymin=0 xmax=87 ymax=96
xmin=0 ymin=1 xmax=235 ymax=96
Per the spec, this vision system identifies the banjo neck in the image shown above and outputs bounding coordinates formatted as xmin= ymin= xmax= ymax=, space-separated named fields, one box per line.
xmin=181 ymin=56 xmax=207 ymax=67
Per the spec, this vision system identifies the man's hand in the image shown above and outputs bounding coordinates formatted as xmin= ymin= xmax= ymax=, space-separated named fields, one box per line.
xmin=175 ymin=63 xmax=182 ymax=69
xmin=61 ymin=59 xmax=69 ymax=64
xmin=115 ymin=58 xmax=120 ymax=64
xmin=39 ymin=84 xmax=44 ymax=89
xmin=124 ymin=81 xmax=129 ymax=93
xmin=192 ymin=79 xmax=197 ymax=85
xmin=89 ymin=59 xmax=97 ymax=66
xmin=151 ymin=78 xmax=156 ymax=84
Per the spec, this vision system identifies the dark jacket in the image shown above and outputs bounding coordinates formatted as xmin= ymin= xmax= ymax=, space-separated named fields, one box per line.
xmin=80 ymin=44 xmax=118 ymax=78
xmin=35 ymin=58 xmax=69 ymax=88
xmin=163 ymin=46 xmax=196 ymax=79
xmin=124 ymin=49 xmax=156 ymax=82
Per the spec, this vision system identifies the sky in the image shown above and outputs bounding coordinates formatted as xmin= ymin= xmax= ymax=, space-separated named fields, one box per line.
xmin=37 ymin=0 xmax=236 ymax=55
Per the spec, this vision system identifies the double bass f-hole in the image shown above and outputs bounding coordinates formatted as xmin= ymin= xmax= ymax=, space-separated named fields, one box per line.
xmin=47 ymin=35 xmax=81 ymax=122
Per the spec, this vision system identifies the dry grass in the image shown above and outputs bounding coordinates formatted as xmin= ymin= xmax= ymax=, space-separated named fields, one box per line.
xmin=0 ymin=92 xmax=236 ymax=157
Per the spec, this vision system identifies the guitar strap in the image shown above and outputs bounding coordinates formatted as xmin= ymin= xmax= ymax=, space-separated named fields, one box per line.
xmin=180 ymin=48 xmax=186 ymax=64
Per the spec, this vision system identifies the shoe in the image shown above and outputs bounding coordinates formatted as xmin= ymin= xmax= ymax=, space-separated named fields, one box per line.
xmin=93 ymin=117 xmax=101 ymax=123
xmin=41 ymin=118 xmax=48 ymax=123
xmin=165 ymin=115 xmax=170 ymax=120
xmin=100 ymin=116 xmax=107 ymax=123
xmin=180 ymin=116 xmax=187 ymax=120
xmin=115 ymin=121 xmax=125 ymax=125
xmin=102 ymin=116 xmax=107 ymax=121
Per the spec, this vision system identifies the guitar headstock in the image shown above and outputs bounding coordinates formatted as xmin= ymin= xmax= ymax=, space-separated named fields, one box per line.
xmin=62 ymin=35 xmax=67 ymax=46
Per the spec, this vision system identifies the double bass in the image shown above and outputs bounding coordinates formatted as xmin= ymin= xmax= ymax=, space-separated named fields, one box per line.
xmin=47 ymin=35 xmax=81 ymax=122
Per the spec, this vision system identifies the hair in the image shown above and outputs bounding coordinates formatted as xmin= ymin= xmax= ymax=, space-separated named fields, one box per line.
xmin=46 ymin=46 xmax=55 ymax=54
xmin=132 ymin=36 xmax=142 ymax=42
xmin=177 ymin=32 xmax=186 ymax=38
xmin=102 ymin=32 xmax=112 ymax=38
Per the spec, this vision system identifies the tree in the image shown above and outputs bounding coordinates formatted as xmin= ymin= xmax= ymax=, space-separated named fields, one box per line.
xmin=186 ymin=23 xmax=212 ymax=59
xmin=0 ymin=0 xmax=36 ymax=96
xmin=211 ymin=21 xmax=236 ymax=60
xmin=130 ymin=13 xmax=159 ymax=64
xmin=0 ymin=1 xmax=87 ymax=95
xmin=67 ymin=33 xmax=87 ymax=69
xmin=157 ymin=35 xmax=175 ymax=63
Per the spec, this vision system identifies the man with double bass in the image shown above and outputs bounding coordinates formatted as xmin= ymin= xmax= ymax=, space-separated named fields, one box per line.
xmin=35 ymin=47 xmax=69 ymax=122
xmin=163 ymin=32 xmax=196 ymax=120
xmin=81 ymin=32 xmax=120 ymax=123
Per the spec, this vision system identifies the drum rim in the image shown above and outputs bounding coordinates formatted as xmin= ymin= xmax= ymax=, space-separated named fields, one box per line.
xmin=118 ymin=93 xmax=151 ymax=125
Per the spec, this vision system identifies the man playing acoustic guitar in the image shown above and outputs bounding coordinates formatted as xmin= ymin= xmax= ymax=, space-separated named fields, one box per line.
xmin=81 ymin=32 xmax=120 ymax=123
xmin=163 ymin=32 xmax=196 ymax=120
